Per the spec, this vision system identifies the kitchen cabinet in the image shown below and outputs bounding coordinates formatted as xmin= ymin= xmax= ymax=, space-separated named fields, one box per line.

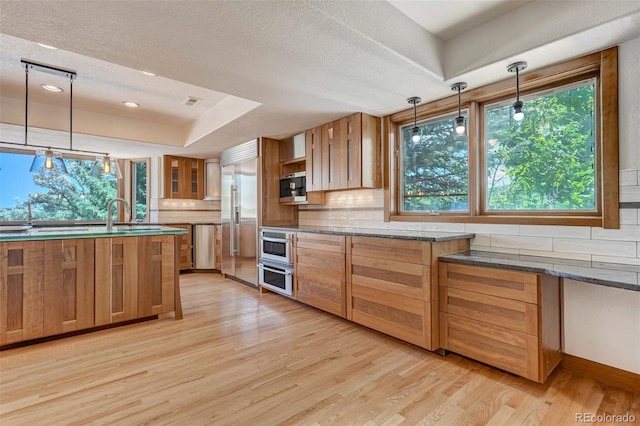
xmin=215 ymin=225 xmax=222 ymax=270
xmin=172 ymin=224 xmax=192 ymax=270
xmin=95 ymin=235 xmax=175 ymax=325
xmin=163 ymin=155 xmax=205 ymax=200
xmin=319 ymin=113 xmax=381 ymax=191
xmin=305 ymin=126 xmax=324 ymax=192
xmin=295 ymin=233 xmax=346 ymax=317
xmin=0 ymin=239 xmax=96 ymax=345
xmin=439 ymin=262 xmax=562 ymax=383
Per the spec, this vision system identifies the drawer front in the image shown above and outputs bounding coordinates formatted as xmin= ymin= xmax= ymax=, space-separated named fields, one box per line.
xmin=440 ymin=263 xmax=538 ymax=303
xmin=441 ymin=313 xmax=540 ymax=382
xmin=440 ymin=287 xmax=538 ymax=335
xmin=351 ymin=255 xmax=430 ymax=301
xmin=296 ymin=233 xmax=345 ymax=253
xmin=350 ymin=236 xmax=430 ymax=265
xmin=350 ymin=284 xmax=431 ymax=349
xmin=296 ymin=248 xmax=346 ymax=317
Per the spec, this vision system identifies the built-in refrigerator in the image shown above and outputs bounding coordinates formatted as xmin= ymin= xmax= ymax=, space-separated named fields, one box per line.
xmin=221 ymin=139 xmax=258 ymax=286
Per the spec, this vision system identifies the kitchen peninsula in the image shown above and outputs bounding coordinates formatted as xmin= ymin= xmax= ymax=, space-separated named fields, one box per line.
xmin=0 ymin=226 xmax=186 ymax=348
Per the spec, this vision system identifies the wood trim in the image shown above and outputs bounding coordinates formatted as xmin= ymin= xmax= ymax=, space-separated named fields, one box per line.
xmin=173 ymin=235 xmax=183 ymax=320
xmin=389 ymin=214 xmax=602 ymax=227
xmin=600 ymin=47 xmax=619 ymax=229
xmin=560 ymin=354 xmax=640 ymax=394
xmin=382 ymin=115 xmax=392 ymax=222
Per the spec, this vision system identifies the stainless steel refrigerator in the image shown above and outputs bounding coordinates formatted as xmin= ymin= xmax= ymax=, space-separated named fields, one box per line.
xmin=221 ymin=139 xmax=258 ymax=286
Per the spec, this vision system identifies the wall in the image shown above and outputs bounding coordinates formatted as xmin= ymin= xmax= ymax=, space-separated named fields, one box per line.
xmin=298 ymin=37 xmax=640 ymax=373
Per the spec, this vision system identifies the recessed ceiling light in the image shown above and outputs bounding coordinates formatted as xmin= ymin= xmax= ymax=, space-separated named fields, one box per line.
xmin=140 ymin=70 xmax=156 ymax=76
xmin=37 ymin=43 xmax=58 ymax=50
xmin=122 ymin=101 xmax=140 ymax=108
xmin=40 ymin=84 xmax=64 ymax=93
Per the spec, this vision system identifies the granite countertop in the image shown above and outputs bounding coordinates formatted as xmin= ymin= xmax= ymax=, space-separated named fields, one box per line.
xmin=0 ymin=225 xmax=187 ymax=242
xmin=261 ymin=225 xmax=474 ymax=242
xmin=440 ymin=250 xmax=640 ymax=292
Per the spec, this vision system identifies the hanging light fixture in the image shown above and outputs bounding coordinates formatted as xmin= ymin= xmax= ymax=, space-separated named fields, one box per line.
xmin=91 ymin=155 xmax=122 ymax=179
xmin=507 ymin=61 xmax=527 ymax=121
xmin=407 ymin=97 xmax=422 ymax=142
xmin=451 ymin=82 xmax=468 ymax=136
xmin=13 ymin=60 xmax=122 ymax=178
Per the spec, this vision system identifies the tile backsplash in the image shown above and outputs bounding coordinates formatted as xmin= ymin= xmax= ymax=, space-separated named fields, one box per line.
xmin=151 ymin=198 xmax=221 ymax=224
xmin=298 ymin=169 xmax=640 ymax=266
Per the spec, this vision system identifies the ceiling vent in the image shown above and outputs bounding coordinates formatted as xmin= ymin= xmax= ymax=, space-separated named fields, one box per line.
xmin=182 ymin=96 xmax=201 ymax=107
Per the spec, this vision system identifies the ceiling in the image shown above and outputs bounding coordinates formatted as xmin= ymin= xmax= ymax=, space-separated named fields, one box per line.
xmin=0 ymin=0 xmax=639 ymax=159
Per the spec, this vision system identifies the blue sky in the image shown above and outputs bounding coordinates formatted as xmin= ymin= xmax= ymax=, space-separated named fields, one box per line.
xmin=0 ymin=152 xmax=43 ymax=208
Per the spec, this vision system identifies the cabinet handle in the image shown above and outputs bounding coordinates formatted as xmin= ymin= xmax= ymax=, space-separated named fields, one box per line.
xmin=328 ymin=143 xmax=333 ymax=183
xmin=347 ymin=138 xmax=352 ymax=181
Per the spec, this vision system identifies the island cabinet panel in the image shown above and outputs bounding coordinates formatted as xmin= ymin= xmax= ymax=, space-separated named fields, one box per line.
xmin=42 ymin=239 xmax=95 ymax=336
xmin=439 ymin=262 xmax=562 ymax=383
xmin=95 ymin=236 xmax=175 ymax=326
xmin=0 ymin=241 xmax=44 ymax=345
xmin=295 ymin=233 xmax=346 ymax=317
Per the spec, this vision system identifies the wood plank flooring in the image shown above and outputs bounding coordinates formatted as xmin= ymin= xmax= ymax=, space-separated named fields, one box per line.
xmin=1 ymin=273 xmax=638 ymax=425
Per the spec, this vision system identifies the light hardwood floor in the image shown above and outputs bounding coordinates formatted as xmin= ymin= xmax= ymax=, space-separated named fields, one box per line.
xmin=1 ymin=273 xmax=638 ymax=425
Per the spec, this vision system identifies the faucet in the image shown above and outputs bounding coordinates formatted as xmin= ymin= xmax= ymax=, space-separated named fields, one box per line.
xmin=106 ymin=198 xmax=131 ymax=232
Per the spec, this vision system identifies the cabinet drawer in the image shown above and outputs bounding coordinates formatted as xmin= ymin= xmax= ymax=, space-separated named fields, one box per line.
xmin=296 ymin=233 xmax=345 ymax=253
xmin=350 ymin=284 xmax=431 ymax=349
xmin=440 ymin=287 xmax=538 ymax=335
xmin=440 ymin=313 xmax=539 ymax=381
xmin=440 ymin=263 xmax=538 ymax=303
xmin=351 ymin=254 xmax=429 ymax=301
xmin=350 ymin=237 xmax=431 ymax=265
xmin=296 ymin=247 xmax=345 ymax=317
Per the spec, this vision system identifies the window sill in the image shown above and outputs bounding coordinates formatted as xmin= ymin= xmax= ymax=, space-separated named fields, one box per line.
xmin=389 ymin=214 xmax=603 ymax=227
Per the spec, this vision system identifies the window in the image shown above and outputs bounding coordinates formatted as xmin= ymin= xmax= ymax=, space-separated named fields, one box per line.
xmin=401 ymin=112 xmax=469 ymax=213
xmin=130 ymin=159 xmax=149 ymax=221
xmin=0 ymin=149 xmax=120 ymax=222
xmin=484 ymin=79 xmax=596 ymax=212
xmin=388 ymin=48 xmax=618 ymax=228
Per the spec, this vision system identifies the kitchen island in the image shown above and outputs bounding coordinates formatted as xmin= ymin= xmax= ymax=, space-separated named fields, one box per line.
xmin=0 ymin=225 xmax=187 ymax=348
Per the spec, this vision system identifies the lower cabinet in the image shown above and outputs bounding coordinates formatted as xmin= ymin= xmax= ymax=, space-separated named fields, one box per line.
xmin=295 ymin=233 xmax=346 ymax=317
xmin=172 ymin=224 xmax=193 ymax=270
xmin=348 ymin=237 xmax=434 ymax=349
xmin=95 ymin=235 xmax=175 ymax=326
xmin=439 ymin=262 xmax=562 ymax=383
xmin=0 ymin=239 xmax=96 ymax=345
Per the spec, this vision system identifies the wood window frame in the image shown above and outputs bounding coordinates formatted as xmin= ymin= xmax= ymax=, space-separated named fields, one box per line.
xmin=385 ymin=47 xmax=619 ymax=228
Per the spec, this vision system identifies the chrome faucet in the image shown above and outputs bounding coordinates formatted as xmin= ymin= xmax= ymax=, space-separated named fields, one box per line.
xmin=106 ymin=198 xmax=131 ymax=232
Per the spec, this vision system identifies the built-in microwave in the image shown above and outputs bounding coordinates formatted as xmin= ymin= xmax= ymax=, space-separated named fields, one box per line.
xmin=259 ymin=230 xmax=294 ymax=265
xmin=258 ymin=262 xmax=293 ymax=297
xmin=279 ymin=171 xmax=307 ymax=203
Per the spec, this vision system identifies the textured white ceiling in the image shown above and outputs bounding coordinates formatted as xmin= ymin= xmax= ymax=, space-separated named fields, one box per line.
xmin=0 ymin=0 xmax=639 ymax=158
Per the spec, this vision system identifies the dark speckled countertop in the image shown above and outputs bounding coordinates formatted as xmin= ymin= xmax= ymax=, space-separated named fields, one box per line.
xmin=441 ymin=250 xmax=640 ymax=292
xmin=261 ymin=226 xmax=474 ymax=242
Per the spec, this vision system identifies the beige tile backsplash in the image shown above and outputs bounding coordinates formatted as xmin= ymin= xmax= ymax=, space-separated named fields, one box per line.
xmin=299 ymin=169 xmax=640 ymax=265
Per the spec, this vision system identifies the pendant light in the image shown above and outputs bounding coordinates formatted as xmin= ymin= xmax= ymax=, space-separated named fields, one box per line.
xmin=507 ymin=61 xmax=527 ymax=121
xmin=91 ymin=155 xmax=123 ymax=179
xmin=407 ymin=97 xmax=422 ymax=142
xmin=451 ymin=82 xmax=467 ymax=136
xmin=30 ymin=149 xmax=68 ymax=173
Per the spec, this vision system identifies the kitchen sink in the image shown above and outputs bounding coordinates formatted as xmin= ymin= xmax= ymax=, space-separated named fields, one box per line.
xmin=34 ymin=227 xmax=90 ymax=233
xmin=0 ymin=225 xmax=32 ymax=234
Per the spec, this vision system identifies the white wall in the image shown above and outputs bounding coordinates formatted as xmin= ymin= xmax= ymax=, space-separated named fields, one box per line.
xmin=298 ymin=37 xmax=640 ymax=373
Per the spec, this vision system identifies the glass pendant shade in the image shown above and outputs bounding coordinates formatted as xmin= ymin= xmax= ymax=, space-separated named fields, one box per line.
xmin=513 ymin=100 xmax=524 ymax=121
xmin=92 ymin=155 xmax=122 ymax=179
xmin=454 ymin=116 xmax=466 ymax=135
xmin=411 ymin=127 xmax=420 ymax=142
xmin=30 ymin=149 xmax=68 ymax=174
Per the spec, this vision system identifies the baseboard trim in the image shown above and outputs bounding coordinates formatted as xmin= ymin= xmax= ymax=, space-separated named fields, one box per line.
xmin=560 ymin=354 xmax=640 ymax=393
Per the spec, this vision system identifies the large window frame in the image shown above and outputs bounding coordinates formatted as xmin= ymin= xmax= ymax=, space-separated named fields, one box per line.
xmin=385 ymin=48 xmax=619 ymax=228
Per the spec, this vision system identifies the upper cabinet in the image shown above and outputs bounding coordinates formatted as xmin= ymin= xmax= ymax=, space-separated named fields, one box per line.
xmin=308 ymin=112 xmax=381 ymax=193
xmin=163 ymin=155 xmax=205 ymax=199
xmin=305 ymin=126 xmax=323 ymax=192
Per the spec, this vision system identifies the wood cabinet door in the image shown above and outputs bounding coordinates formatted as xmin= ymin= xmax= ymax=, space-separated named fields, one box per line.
xmin=95 ymin=237 xmax=139 ymax=325
xmin=163 ymin=155 xmax=204 ymax=200
xmin=305 ymin=126 xmax=324 ymax=192
xmin=345 ymin=113 xmax=362 ymax=188
xmin=321 ymin=120 xmax=346 ymax=190
xmin=0 ymin=241 xmax=44 ymax=345
xmin=296 ymin=247 xmax=346 ymax=317
xmin=137 ymin=235 xmax=175 ymax=316
xmin=42 ymin=239 xmax=95 ymax=337
xmin=172 ymin=224 xmax=192 ymax=270
xmin=164 ymin=156 xmax=181 ymax=199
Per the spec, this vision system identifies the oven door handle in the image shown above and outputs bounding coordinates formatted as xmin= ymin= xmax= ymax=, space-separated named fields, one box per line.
xmin=261 ymin=236 xmax=291 ymax=244
xmin=257 ymin=264 xmax=293 ymax=276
